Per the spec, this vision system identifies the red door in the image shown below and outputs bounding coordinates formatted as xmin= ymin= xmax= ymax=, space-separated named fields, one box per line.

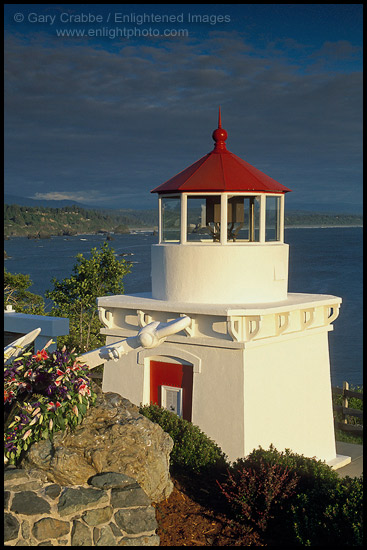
xmin=150 ymin=360 xmax=193 ymax=421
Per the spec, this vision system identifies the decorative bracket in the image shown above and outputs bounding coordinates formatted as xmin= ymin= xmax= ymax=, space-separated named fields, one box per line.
xmin=324 ymin=304 xmax=341 ymax=325
xmin=98 ymin=307 xmax=113 ymax=329
xmin=275 ymin=312 xmax=290 ymax=335
xmin=227 ymin=316 xmax=243 ymax=342
xmin=227 ymin=315 xmax=263 ymax=342
xmin=245 ymin=316 xmax=263 ymax=340
xmin=300 ymin=308 xmax=316 ymax=330
xmin=137 ymin=310 xmax=153 ymax=328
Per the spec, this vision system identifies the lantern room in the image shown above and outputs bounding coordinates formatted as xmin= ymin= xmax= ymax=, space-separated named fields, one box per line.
xmin=150 ymin=111 xmax=292 ymax=304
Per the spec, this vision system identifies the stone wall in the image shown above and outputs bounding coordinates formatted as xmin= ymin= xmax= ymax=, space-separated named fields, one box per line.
xmin=5 ymin=468 xmax=160 ymax=546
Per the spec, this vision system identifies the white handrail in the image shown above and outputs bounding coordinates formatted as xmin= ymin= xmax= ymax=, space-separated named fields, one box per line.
xmin=77 ymin=315 xmax=192 ymax=369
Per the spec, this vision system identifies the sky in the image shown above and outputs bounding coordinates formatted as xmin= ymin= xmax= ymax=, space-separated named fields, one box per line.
xmin=4 ymin=4 xmax=363 ymax=212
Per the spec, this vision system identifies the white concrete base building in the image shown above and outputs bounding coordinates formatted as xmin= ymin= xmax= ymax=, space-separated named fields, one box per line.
xmin=99 ymin=113 xmax=350 ymax=467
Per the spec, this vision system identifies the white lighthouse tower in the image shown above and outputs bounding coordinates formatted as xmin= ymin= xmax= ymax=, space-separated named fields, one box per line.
xmin=98 ymin=112 xmax=350 ymax=468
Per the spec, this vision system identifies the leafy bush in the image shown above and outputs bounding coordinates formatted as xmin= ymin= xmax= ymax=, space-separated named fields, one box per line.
xmin=45 ymin=243 xmax=131 ymax=353
xmin=4 ymin=344 xmax=96 ymax=465
xmin=218 ymin=457 xmax=299 ymax=533
xmin=139 ymin=403 xmax=228 ymax=474
xmin=221 ymin=445 xmax=363 ymax=546
xmin=4 ymin=268 xmax=45 ymax=314
xmin=323 ymin=475 xmax=364 ymax=546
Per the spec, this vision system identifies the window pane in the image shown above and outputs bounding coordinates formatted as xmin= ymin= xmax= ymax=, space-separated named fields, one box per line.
xmin=266 ymin=196 xmax=280 ymax=241
xmin=162 ymin=197 xmax=181 ymax=242
xmin=227 ymin=196 xmax=260 ymax=242
xmin=187 ymin=196 xmax=220 ymax=242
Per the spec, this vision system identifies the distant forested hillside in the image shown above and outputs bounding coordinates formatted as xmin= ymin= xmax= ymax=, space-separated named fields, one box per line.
xmin=3 ymin=203 xmax=362 ymax=238
xmin=4 ymin=204 xmax=136 ymax=238
xmin=284 ymin=211 xmax=363 ymax=227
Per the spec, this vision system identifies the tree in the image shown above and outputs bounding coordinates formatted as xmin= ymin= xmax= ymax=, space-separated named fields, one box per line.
xmin=4 ymin=268 xmax=45 ymax=314
xmin=45 ymin=243 xmax=132 ymax=353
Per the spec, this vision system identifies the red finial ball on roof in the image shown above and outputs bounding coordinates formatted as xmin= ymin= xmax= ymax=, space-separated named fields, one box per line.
xmin=212 ymin=107 xmax=228 ymax=151
xmin=212 ymin=127 xmax=228 ymax=145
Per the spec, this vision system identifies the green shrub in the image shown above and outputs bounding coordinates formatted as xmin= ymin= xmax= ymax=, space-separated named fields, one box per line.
xmin=324 ymin=475 xmax=364 ymax=546
xmin=139 ymin=403 xmax=228 ymax=474
xmin=225 ymin=445 xmax=363 ymax=546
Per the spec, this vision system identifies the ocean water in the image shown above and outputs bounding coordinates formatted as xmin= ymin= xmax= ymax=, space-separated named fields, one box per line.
xmin=4 ymin=227 xmax=362 ymax=387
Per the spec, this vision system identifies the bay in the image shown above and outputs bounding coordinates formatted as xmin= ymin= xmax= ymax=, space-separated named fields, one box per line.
xmin=4 ymin=227 xmax=362 ymax=387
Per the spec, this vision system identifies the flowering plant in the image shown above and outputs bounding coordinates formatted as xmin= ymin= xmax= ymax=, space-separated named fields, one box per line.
xmin=4 ymin=343 xmax=96 ymax=465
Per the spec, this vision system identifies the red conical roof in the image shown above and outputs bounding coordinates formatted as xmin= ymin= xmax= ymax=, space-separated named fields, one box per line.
xmin=151 ymin=111 xmax=291 ymax=195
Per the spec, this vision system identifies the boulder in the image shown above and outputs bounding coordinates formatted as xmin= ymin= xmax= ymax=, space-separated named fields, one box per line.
xmin=21 ymin=387 xmax=173 ymax=502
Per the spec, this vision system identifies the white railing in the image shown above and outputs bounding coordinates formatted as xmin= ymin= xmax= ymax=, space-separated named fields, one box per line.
xmin=4 ymin=306 xmax=69 ymax=352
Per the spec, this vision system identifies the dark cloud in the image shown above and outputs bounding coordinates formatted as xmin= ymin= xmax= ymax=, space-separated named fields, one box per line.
xmin=4 ymin=26 xmax=362 ymax=212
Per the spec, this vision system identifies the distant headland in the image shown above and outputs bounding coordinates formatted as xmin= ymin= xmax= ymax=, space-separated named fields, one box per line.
xmin=4 ymin=203 xmax=362 ymax=239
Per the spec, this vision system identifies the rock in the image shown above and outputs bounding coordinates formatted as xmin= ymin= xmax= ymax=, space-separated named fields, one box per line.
xmin=21 ymin=519 xmax=31 ymax=539
xmin=32 ymin=518 xmax=70 ymax=541
xmin=89 ymin=472 xmax=137 ymax=490
xmin=57 ymin=487 xmax=109 ymax=517
xmin=21 ymin=391 xmax=173 ymax=502
xmin=4 ymin=468 xmax=49 ymax=492
xmin=4 ymin=469 xmax=30 ymax=483
xmin=4 ymin=491 xmax=11 ymax=510
xmin=11 ymin=491 xmax=50 ymax=515
xmin=114 ymin=507 xmax=158 ymax=535
xmin=93 ymin=524 xmax=117 ymax=546
xmin=82 ymin=506 xmax=114 ymax=526
xmin=44 ymin=484 xmax=61 ymax=499
xmin=119 ymin=535 xmax=160 ymax=546
xmin=71 ymin=520 xmax=93 ymax=546
xmin=110 ymin=486 xmax=151 ymax=508
xmin=4 ymin=513 xmax=20 ymax=542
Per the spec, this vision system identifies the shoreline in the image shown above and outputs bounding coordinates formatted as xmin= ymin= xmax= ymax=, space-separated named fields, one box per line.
xmin=285 ymin=224 xmax=363 ymax=229
xmin=4 ymin=224 xmax=363 ymax=239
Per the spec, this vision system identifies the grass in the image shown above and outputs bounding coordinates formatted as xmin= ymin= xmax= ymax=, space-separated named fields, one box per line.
xmin=333 ymin=383 xmax=363 ymax=445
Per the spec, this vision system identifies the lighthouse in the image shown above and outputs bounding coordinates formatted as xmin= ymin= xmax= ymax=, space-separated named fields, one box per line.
xmin=98 ymin=112 xmax=350 ymax=468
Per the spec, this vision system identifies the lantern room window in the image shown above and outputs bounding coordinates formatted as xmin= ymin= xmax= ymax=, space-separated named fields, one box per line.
xmin=186 ymin=195 xmax=220 ymax=242
xmin=265 ymin=196 xmax=281 ymax=241
xmin=159 ymin=193 xmax=284 ymax=244
xmin=161 ymin=196 xmax=181 ymax=242
xmin=185 ymin=194 xmax=261 ymax=243
xmin=226 ymin=196 xmax=260 ymax=242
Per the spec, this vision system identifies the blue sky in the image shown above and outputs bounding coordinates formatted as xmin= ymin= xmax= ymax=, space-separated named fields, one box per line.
xmin=4 ymin=4 xmax=363 ymax=212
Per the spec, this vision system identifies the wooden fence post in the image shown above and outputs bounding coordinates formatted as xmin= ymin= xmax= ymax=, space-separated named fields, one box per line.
xmin=343 ymin=381 xmax=349 ymax=424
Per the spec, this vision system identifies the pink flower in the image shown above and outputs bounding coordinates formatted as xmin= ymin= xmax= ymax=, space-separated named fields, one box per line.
xmin=22 ymin=429 xmax=32 ymax=440
xmin=24 ymin=369 xmax=37 ymax=381
xmin=32 ymin=349 xmax=49 ymax=362
xmin=4 ymin=390 xmax=14 ymax=404
xmin=78 ymin=384 xmax=88 ymax=396
xmin=47 ymin=401 xmax=61 ymax=412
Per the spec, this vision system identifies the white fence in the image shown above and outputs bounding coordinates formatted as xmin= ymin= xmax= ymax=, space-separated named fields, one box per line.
xmin=4 ymin=306 xmax=69 ymax=352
